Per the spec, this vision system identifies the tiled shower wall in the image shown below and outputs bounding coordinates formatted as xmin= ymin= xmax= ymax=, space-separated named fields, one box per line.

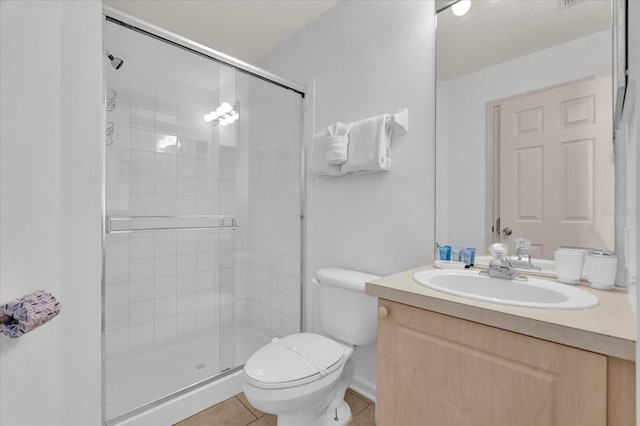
xmin=103 ymin=24 xmax=303 ymax=361
xmin=245 ymin=77 xmax=303 ymax=338
xmin=104 ymin=69 xmax=247 ymax=356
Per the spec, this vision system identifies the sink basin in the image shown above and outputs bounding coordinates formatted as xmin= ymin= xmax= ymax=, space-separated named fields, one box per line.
xmin=413 ymin=269 xmax=598 ymax=309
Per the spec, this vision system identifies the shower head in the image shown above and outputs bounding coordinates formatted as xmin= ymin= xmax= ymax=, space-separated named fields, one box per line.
xmin=106 ymin=51 xmax=123 ymax=70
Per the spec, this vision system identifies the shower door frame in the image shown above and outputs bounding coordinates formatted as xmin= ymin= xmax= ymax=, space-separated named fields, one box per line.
xmin=101 ymin=6 xmax=308 ymax=424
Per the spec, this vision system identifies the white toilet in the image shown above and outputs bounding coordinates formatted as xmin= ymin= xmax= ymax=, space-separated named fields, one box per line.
xmin=243 ymin=267 xmax=379 ymax=426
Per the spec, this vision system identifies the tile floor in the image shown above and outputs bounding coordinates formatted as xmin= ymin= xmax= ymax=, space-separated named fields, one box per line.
xmin=175 ymin=388 xmax=375 ymax=426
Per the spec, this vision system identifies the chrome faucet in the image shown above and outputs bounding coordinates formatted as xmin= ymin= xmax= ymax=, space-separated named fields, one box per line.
xmin=480 ymin=243 xmax=528 ymax=281
xmin=510 ymin=238 xmax=541 ymax=271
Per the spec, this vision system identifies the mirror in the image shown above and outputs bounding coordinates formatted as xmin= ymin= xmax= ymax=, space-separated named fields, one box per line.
xmin=435 ymin=0 xmax=616 ymax=260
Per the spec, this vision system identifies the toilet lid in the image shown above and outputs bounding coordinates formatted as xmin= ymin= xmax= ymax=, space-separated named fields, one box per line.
xmin=244 ymin=333 xmax=345 ymax=389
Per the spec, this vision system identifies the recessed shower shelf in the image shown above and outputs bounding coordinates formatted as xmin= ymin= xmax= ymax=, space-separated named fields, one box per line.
xmin=106 ymin=215 xmax=238 ymax=234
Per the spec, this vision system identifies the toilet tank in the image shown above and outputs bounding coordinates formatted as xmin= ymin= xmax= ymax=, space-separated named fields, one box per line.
xmin=316 ymin=268 xmax=379 ymax=346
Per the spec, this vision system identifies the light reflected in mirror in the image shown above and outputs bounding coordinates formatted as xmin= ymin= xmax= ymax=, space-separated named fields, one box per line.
xmin=435 ymin=0 xmax=615 ymax=260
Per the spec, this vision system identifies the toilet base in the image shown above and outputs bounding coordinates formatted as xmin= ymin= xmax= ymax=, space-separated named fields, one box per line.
xmin=318 ymin=400 xmax=352 ymax=426
xmin=276 ymin=400 xmax=352 ymax=426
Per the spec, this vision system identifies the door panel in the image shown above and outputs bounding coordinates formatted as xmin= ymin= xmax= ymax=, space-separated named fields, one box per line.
xmin=498 ymin=76 xmax=614 ymax=258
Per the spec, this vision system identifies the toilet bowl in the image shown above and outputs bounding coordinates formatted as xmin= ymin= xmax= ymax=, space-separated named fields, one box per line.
xmin=243 ymin=268 xmax=379 ymax=426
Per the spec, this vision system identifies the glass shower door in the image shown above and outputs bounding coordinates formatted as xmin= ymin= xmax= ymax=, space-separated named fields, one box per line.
xmin=103 ymin=13 xmax=305 ymax=423
xmin=104 ymin=19 xmax=237 ymax=420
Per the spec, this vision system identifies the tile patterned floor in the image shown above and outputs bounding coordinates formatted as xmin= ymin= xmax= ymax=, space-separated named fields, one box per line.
xmin=175 ymin=388 xmax=375 ymax=426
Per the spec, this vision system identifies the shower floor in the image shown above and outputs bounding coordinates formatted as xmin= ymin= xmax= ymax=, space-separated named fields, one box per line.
xmin=106 ymin=322 xmax=270 ymax=421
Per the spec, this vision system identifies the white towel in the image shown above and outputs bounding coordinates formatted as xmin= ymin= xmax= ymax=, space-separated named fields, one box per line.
xmin=341 ymin=114 xmax=391 ymax=174
xmin=325 ymin=122 xmax=352 ymax=164
xmin=309 ymin=131 xmax=343 ymax=177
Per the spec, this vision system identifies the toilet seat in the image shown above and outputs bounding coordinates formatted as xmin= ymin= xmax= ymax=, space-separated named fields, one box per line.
xmin=244 ymin=333 xmax=345 ymax=390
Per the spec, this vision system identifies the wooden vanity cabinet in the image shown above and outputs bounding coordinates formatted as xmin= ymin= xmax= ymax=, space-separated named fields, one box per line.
xmin=377 ymin=299 xmax=635 ymax=426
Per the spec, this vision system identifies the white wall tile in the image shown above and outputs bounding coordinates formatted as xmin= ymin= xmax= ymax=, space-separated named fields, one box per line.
xmin=197 ymin=308 xmax=216 ymax=329
xmin=130 ymin=81 xmax=155 ymax=109
xmin=130 ymin=257 xmax=154 ymax=281
xmin=105 ymin=282 xmax=130 ymax=307
xmin=178 ymin=137 xmax=197 ymax=157
xmin=155 ymin=296 xmax=177 ymax=318
xmin=156 ymin=112 xmax=177 ymax=135
xmin=177 ymin=312 xmax=197 ymax=334
xmin=130 ymin=300 xmax=155 ymax=324
xmin=154 ymin=194 xmax=177 ymax=216
xmin=155 ymin=152 xmax=177 ymax=175
xmin=130 ymin=150 xmax=155 ymax=173
xmin=130 ymin=234 xmax=154 ymax=259
xmin=177 ymin=253 xmax=197 ymax=274
xmin=196 ymin=270 xmax=215 ymax=290
xmin=106 ymin=327 xmax=130 ymax=356
xmin=106 ymin=193 xmax=130 ymax=215
xmin=105 ymin=304 xmax=130 ymax=330
xmin=106 ymin=235 xmax=130 ymax=261
xmin=130 ymin=127 xmax=155 ymax=151
xmin=130 ymin=194 xmax=155 ymax=216
xmin=177 ymin=233 xmax=198 ymax=254
xmin=130 ymin=171 xmax=154 ymax=194
xmin=219 ymin=268 xmax=234 ymax=287
xmin=178 ymin=156 xmax=198 ymax=177
xmin=106 ymin=146 xmax=130 ymax=171
xmin=155 ymin=85 xmax=177 ymax=115
xmin=197 ymin=252 xmax=217 ymax=271
xmin=155 ymin=275 xmax=177 ymax=298
xmin=106 ymin=260 xmax=129 ymax=284
xmin=154 ymin=255 xmax=177 ymax=277
xmin=177 ymin=292 xmax=197 ymax=313
xmin=155 ymin=316 xmax=177 ymax=340
xmin=106 ymin=169 xmax=130 ymax=194
xmin=177 ymin=272 xmax=198 ymax=294
xmin=130 ymin=106 xmax=155 ymax=131
xmin=154 ymin=232 xmax=177 ymax=257
xmin=130 ymin=279 xmax=154 ymax=302
xmin=178 ymin=176 xmax=198 ymax=196
xmin=130 ymin=321 xmax=154 ymax=347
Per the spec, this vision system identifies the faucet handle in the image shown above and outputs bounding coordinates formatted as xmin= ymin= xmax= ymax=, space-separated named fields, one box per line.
xmin=488 ymin=243 xmax=509 ymax=261
xmin=514 ymin=238 xmax=531 ymax=251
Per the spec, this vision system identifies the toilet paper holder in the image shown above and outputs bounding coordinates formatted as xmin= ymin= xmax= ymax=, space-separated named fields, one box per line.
xmin=0 ymin=291 xmax=62 ymax=338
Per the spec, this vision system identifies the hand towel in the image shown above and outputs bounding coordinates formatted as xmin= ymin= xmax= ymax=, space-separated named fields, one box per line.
xmin=309 ymin=131 xmax=343 ymax=177
xmin=341 ymin=114 xmax=392 ymax=174
xmin=0 ymin=290 xmax=61 ymax=338
xmin=325 ymin=122 xmax=352 ymax=164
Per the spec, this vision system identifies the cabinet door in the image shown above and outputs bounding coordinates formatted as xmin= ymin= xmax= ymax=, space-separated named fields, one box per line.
xmin=377 ymin=300 xmax=607 ymax=426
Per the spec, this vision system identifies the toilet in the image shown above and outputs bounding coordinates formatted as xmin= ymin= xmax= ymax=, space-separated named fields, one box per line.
xmin=243 ymin=268 xmax=379 ymax=426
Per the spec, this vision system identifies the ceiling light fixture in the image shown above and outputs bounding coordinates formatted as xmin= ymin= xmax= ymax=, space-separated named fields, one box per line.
xmin=203 ymin=102 xmax=239 ymax=126
xmin=451 ymin=0 xmax=471 ymax=17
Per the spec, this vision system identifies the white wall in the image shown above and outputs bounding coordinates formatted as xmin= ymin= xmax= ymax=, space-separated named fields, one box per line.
xmin=437 ymin=29 xmax=612 ymax=252
xmin=0 ymin=1 xmax=103 ymax=425
xmin=259 ymin=1 xmax=436 ymax=398
xmin=624 ymin=0 xmax=640 ymax=422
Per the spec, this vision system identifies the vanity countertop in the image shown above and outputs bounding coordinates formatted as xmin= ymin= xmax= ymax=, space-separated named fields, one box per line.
xmin=366 ymin=264 xmax=636 ymax=361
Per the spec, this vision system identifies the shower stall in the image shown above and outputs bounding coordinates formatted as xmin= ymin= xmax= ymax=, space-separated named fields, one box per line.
xmin=103 ymin=9 xmax=305 ymax=424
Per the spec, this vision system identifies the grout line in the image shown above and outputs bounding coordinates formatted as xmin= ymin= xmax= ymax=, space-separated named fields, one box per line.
xmin=234 ymin=394 xmax=262 ymax=419
xmin=347 ymin=388 xmax=372 ymax=406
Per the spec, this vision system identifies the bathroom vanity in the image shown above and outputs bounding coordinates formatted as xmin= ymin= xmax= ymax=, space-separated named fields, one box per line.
xmin=366 ymin=265 xmax=636 ymax=426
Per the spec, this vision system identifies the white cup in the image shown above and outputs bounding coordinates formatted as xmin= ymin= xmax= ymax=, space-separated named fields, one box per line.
xmin=554 ymin=249 xmax=585 ymax=285
xmin=585 ymin=251 xmax=617 ymax=290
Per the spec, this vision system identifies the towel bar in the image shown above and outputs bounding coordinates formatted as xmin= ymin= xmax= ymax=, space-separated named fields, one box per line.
xmin=107 ymin=214 xmax=238 ymax=234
